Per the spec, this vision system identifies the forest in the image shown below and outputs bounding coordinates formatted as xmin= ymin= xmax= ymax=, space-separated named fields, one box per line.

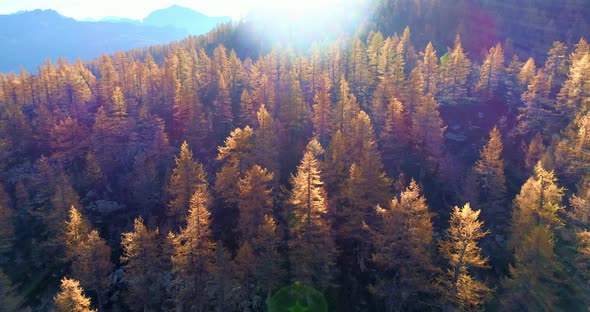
xmin=1 ymin=3 xmax=590 ymax=311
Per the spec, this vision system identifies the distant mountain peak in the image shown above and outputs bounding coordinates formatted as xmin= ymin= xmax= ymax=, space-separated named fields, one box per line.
xmin=143 ymin=5 xmax=230 ymax=34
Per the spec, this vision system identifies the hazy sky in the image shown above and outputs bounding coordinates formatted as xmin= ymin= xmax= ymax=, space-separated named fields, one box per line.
xmin=0 ymin=0 xmax=260 ymax=19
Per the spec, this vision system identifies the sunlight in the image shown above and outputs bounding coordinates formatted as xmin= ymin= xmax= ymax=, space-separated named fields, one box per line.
xmin=244 ymin=0 xmax=368 ymax=47
xmin=256 ymin=0 xmax=345 ymax=21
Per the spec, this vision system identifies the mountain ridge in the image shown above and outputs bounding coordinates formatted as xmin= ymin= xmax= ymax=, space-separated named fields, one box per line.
xmin=0 ymin=6 xmax=230 ymax=73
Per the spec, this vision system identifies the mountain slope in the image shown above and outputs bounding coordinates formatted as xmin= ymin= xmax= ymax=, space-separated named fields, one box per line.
xmin=0 ymin=7 xmax=230 ymax=73
xmin=143 ymin=5 xmax=230 ymax=36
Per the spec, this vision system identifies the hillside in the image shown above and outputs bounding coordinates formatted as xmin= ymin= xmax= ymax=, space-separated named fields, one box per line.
xmin=143 ymin=5 xmax=230 ymax=35
xmin=0 ymin=7 xmax=229 ymax=73
xmin=0 ymin=1 xmax=590 ymax=311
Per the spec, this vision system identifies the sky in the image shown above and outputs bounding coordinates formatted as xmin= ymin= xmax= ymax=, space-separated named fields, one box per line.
xmin=0 ymin=0 xmax=258 ymax=20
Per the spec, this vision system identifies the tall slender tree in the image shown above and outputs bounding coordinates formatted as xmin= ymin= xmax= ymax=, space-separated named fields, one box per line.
xmin=438 ymin=203 xmax=491 ymax=311
xmin=371 ymin=180 xmax=435 ymax=311
xmin=288 ymin=140 xmax=336 ymax=289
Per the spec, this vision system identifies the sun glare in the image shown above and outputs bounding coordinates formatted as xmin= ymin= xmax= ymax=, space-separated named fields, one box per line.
xmin=244 ymin=0 xmax=367 ymax=46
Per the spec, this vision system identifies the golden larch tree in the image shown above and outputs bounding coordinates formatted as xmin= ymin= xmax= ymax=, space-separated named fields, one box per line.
xmin=170 ymin=187 xmax=216 ymax=311
xmin=288 ymin=140 xmax=336 ymax=289
xmin=437 ymin=203 xmax=491 ymax=311
xmin=371 ymin=180 xmax=435 ymax=312
xmin=53 ymin=277 xmax=96 ymax=312
xmin=167 ymin=141 xmax=209 ymax=225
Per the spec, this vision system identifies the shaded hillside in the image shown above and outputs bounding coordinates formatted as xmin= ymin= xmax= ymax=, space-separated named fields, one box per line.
xmin=143 ymin=5 xmax=230 ymax=35
xmin=0 ymin=7 xmax=230 ymax=73
xmin=367 ymin=0 xmax=590 ymax=60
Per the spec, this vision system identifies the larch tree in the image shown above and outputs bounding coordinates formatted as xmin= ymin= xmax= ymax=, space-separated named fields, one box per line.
xmin=120 ymin=217 xmax=167 ymax=311
xmin=502 ymin=163 xmax=565 ymax=310
xmin=232 ymin=242 xmax=257 ymax=311
xmin=53 ymin=277 xmax=96 ymax=312
xmin=543 ymin=41 xmax=568 ymax=95
xmin=336 ymin=111 xmax=391 ymax=272
xmin=332 ymin=76 xmax=360 ymax=134
xmin=44 ymin=172 xmax=80 ymax=255
xmin=517 ymin=68 xmax=557 ymax=138
xmin=167 ymin=141 xmax=209 ymax=226
xmin=237 ymin=165 xmax=274 ymax=243
xmin=170 ymin=187 xmax=216 ymax=311
xmin=476 ymin=43 xmax=504 ymax=93
xmin=239 ymin=89 xmax=257 ymax=127
xmin=322 ymin=130 xmax=350 ymax=196
xmin=437 ymin=203 xmax=491 ymax=311
xmin=71 ymin=230 xmax=113 ymax=310
xmin=557 ymin=39 xmax=590 ymax=122
xmin=111 ymin=86 xmax=126 ymax=117
xmin=64 ymin=205 xmax=91 ymax=262
xmin=312 ymin=73 xmax=333 ymax=146
xmin=253 ymin=104 xmax=280 ymax=177
xmin=555 ymin=111 xmax=590 ymax=185
xmin=439 ymin=35 xmax=471 ymax=103
xmin=524 ymin=132 xmax=545 ymax=171
xmin=518 ymin=57 xmax=536 ymax=87
xmin=419 ymin=42 xmax=439 ymax=95
xmin=411 ymin=94 xmax=446 ymax=174
xmin=82 ymin=151 xmax=105 ymax=195
xmin=501 ymin=226 xmax=563 ymax=311
xmin=214 ymin=74 xmax=234 ymax=140
xmin=215 ymin=126 xmax=254 ymax=204
xmin=568 ymin=181 xmax=590 ymax=290
xmin=371 ymin=180 xmax=435 ymax=312
xmin=473 ymin=127 xmax=506 ymax=222
xmin=97 ymin=55 xmax=119 ymax=110
xmin=380 ymin=97 xmax=409 ymax=176
xmin=288 ymin=140 xmax=336 ymax=289
xmin=252 ymin=215 xmax=284 ymax=298
xmin=207 ymin=243 xmax=236 ymax=312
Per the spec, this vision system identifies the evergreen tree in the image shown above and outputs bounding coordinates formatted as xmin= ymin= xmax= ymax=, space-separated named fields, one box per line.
xmin=170 ymin=187 xmax=216 ymax=311
xmin=438 ymin=203 xmax=491 ymax=311
xmin=555 ymin=111 xmax=590 ymax=185
xmin=71 ymin=230 xmax=113 ymax=310
xmin=322 ymin=130 xmax=350 ymax=195
xmin=120 ymin=217 xmax=167 ymax=311
xmin=380 ymin=97 xmax=409 ymax=176
xmin=167 ymin=141 xmax=209 ymax=225
xmin=207 ymin=243 xmax=236 ymax=312
xmin=253 ymin=215 xmax=283 ymax=299
xmin=473 ymin=127 xmax=506 ymax=222
xmin=233 ymin=242 xmax=257 ymax=311
xmin=215 ymin=126 xmax=254 ymax=204
xmin=332 ymin=76 xmax=360 ymax=134
xmin=53 ymin=277 xmax=96 ymax=312
xmin=476 ymin=43 xmax=504 ymax=93
xmin=254 ymin=105 xmax=280 ymax=176
xmin=439 ymin=35 xmax=472 ymax=104
xmin=411 ymin=94 xmax=446 ymax=173
xmin=518 ymin=57 xmax=536 ymax=87
xmin=543 ymin=41 xmax=568 ymax=95
xmin=238 ymin=165 xmax=274 ymax=243
xmin=312 ymin=73 xmax=333 ymax=146
xmin=557 ymin=39 xmax=590 ymax=122
xmin=502 ymin=163 xmax=565 ymax=310
xmin=64 ymin=206 xmax=91 ymax=262
xmin=419 ymin=42 xmax=440 ymax=95
xmin=371 ymin=180 xmax=435 ymax=311
xmin=239 ymin=89 xmax=257 ymax=127
xmin=524 ymin=132 xmax=545 ymax=171
xmin=288 ymin=140 xmax=336 ymax=289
